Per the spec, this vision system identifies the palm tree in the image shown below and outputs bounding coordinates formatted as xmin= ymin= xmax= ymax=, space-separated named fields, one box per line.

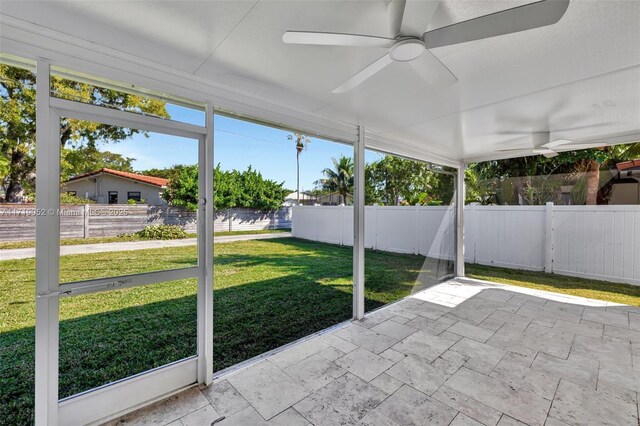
xmin=315 ymin=156 xmax=354 ymax=205
xmin=572 ymin=143 xmax=640 ymax=204
xmin=287 ymin=133 xmax=311 ymax=204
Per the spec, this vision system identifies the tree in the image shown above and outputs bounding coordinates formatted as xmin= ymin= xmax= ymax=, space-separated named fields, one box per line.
xmin=139 ymin=165 xmax=188 ymax=181
xmin=163 ymin=164 xmax=289 ymax=212
xmin=572 ymin=143 xmax=640 ymax=205
xmin=469 ymin=143 xmax=640 ymax=205
xmin=0 ymin=156 xmax=9 ymax=182
xmin=287 ymin=133 xmax=311 ymax=204
xmin=315 ymin=156 xmax=354 ymax=205
xmin=365 ymin=156 xmax=443 ymax=205
xmin=61 ymin=145 xmax=134 ymax=181
xmin=231 ymin=166 xmax=289 ymax=211
xmin=0 ymin=64 xmax=169 ymax=202
xmin=163 ymin=165 xmax=199 ymax=211
xmin=465 ymin=167 xmax=496 ymax=204
xmin=470 ymin=154 xmax=567 ymax=205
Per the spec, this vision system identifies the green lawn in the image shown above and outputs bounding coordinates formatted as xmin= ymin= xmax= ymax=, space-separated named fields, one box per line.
xmin=466 ymin=263 xmax=640 ymax=306
xmin=0 ymin=228 xmax=290 ymax=250
xmin=0 ymin=238 xmax=424 ymax=425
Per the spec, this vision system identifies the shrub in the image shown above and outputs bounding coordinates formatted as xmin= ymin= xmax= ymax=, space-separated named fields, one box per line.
xmin=134 ymin=225 xmax=188 ymax=240
xmin=163 ymin=164 xmax=289 ymax=212
xmin=163 ymin=165 xmax=199 ymax=211
xmin=60 ymin=193 xmax=96 ymax=205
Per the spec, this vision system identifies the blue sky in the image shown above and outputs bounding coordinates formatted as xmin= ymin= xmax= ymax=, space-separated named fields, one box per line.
xmin=97 ymin=104 xmax=383 ymax=191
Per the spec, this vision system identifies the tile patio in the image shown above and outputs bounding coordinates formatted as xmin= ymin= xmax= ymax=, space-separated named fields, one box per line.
xmin=109 ymin=278 xmax=640 ymax=426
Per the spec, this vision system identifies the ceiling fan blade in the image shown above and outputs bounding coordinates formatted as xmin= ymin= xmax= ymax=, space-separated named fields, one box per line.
xmin=541 ymin=138 xmax=573 ymax=149
xmin=333 ymin=53 xmax=393 ymax=93
xmin=410 ymin=50 xmax=457 ymax=88
xmin=423 ymin=0 xmax=570 ymax=49
xmin=524 ymin=148 xmax=559 ymax=157
xmin=538 ymin=150 xmax=560 ymax=158
xmin=282 ymin=31 xmax=394 ymax=48
xmin=540 ymin=138 xmax=572 ymax=149
xmin=388 ymin=0 xmax=406 ymax=37
xmin=400 ymin=0 xmax=441 ymax=35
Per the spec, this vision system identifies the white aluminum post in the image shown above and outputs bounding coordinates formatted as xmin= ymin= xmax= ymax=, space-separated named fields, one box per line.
xmin=353 ymin=126 xmax=365 ymax=319
xmin=455 ymin=164 xmax=466 ymax=277
xmin=544 ymin=202 xmax=554 ymax=273
xmin=469 ymin=203 xmax=478 ymax=264
xmin=197 ymin=102 xmax=214 ymax=384
xmin=35 ymin=59 xmax=60 ymax=426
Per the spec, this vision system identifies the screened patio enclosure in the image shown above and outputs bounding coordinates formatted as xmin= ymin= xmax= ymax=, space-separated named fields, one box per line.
xmin=1 ymin=1 xmax=639 ymax=425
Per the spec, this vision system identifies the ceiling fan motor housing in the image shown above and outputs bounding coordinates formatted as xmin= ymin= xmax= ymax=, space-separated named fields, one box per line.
xmin=389 ymin=38 xmax=425 ymax=62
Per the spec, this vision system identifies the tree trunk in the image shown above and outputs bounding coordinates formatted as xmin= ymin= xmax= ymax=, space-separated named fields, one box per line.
xmin=4 ymin=149 xmax=27 ymax=202
xmin=4 ymin=180 xmax=25 ymax=202
xmin=512 ymin=177 xmax=525 ymax=205
xmin=585 ymin=160 xmax=600 ymax=205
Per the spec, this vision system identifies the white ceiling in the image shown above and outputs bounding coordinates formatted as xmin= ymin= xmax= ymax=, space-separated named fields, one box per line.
xmin=1 ymin=0 xmax=639 ymax=162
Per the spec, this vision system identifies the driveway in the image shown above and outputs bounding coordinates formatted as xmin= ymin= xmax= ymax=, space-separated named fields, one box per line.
xmin=0 ymin=232 xmax=292 ymax=261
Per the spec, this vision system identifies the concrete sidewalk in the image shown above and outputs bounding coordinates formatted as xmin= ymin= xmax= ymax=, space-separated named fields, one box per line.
xmin=0 ymin=232 xmax=292 ymax=261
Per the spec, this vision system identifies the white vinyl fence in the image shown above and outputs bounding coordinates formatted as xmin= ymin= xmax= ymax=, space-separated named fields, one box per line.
xmin=292 ymin=205 xmax=456 ymax=260
xmin=292 ymin=204 xmax=640 ymax=286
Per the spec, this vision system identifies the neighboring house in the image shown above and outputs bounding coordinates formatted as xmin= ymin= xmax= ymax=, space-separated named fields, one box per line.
xmin=284 ymin=191 xmax=317 ymax=206
xmin=63 ymin=168 xmax=169 ymax=205
xmin=316 ymin=193 xmax=348 ymax=205
xmin=284 ymin=191 xmax=346 ymax=206
xmin=609 ymin=160 xmax=640 ymax=205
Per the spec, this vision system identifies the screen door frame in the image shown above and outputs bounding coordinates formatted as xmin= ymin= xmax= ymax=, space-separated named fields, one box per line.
xmin=34 ymin=60 xmax=214 ymax=426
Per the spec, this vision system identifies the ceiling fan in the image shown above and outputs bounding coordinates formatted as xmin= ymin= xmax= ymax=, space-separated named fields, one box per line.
xmin=495 ymin=103 xmax=611 ymax=158
xmin=282 ymin=0 xmax=571 ymax=93
xmin=496 ymin=132 xmax=608 ymax=158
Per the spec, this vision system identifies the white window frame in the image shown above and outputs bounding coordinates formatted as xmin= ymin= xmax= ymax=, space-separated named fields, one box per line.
xmin=127 ymin=191 xmax=141 ymax=202
xmin=34 ymin=60 xmax=214 ymax=426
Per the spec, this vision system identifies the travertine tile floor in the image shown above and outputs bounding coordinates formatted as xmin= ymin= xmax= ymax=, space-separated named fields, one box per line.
xmin=109 ymin=278 xmax=640 ymax=426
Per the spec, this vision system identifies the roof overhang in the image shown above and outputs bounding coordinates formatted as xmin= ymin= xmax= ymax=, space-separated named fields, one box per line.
xmin=1 ymin=1 xmax=639 ymax=166
xmin=65 ymin=171 xmax=167 ymax=189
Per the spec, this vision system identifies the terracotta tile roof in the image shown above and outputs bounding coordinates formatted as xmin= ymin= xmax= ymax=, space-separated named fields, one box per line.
xmin=67 ymin=168 xmax=169 ymax=187
xmin=616 ymin=160 xmax=640 ymax=172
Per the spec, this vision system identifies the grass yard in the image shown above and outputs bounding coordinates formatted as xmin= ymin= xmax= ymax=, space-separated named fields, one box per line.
xmin=466 ymin=263 xmax=640 ymax=306
xmin=0 ymin=237 xmax=425 ymax=425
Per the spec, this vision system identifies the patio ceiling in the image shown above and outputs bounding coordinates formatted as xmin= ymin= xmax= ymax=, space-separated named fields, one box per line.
xmin=1 ymin=0 xmax=639 ymax=163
